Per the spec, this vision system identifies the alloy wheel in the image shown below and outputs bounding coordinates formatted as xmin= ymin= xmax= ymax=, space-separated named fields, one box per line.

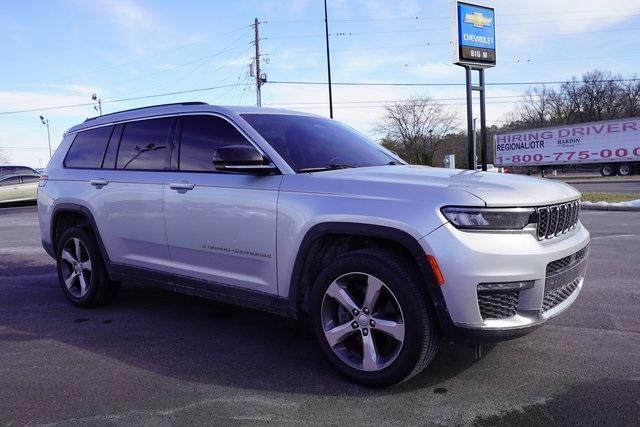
xmin=320 ymin=272 xmax=405 ymax=372
xmin=60 ymin=237 xmax=92 ymax=298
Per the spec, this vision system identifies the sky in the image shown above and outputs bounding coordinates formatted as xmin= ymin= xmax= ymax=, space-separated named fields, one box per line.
xmin=2 ymin=0 xmax=640 ymax=167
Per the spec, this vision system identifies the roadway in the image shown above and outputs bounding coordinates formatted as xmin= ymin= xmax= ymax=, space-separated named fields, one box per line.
xmin=566 ymin=180 xmax=640 ymax=194
xmin=0 ymin=205 xmax=639 ymax=425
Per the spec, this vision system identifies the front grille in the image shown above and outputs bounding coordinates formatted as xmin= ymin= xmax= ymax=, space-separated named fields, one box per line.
xmin=546 ymin=245 xmax=589 ymax=275
xmin=478 ymin=290 xmax=519 ymax=320
xmin=543 ymin=246 xmax=588 ymax=312
xmin=542 ymin=277 xmax=580 ymax=311
xmin=536 ymin=199 xmax=581 ymax=240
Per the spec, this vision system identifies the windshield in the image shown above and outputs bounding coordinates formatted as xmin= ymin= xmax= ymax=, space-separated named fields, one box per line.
xmin=241 ymin=114 xmax=396 ymax=172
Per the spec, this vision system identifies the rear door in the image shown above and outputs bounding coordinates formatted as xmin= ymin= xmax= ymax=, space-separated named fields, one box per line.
xmin=96 ymin=118 xmax=176 ymax=272
xmin=163 ymin=114 xmax=281 ymax=294
xmin=0 ymin=176 xmax=21 ymax=202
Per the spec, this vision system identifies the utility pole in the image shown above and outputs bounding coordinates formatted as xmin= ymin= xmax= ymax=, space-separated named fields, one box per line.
xmin=253 ymin=18 xmax=262 ymax=107
xmin=39 ymin=115 xmax=52 ymax=159
xmin=323 ymin=0 xmax=333 ymax=118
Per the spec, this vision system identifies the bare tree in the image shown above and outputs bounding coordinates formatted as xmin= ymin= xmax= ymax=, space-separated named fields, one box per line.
xmin=375 ymin=96 xmax=459 ymax=165
xmin=507 ymin=70 xmax=638 ymax=129
xmin=515 ymin=86 xmax=555 ymax=127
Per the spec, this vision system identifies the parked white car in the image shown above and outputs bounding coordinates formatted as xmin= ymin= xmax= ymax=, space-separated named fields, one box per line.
xmin=0 ymin=174 xmax=40 ymax=204
xmin=38 ymin=103 xmax=590 ymax=386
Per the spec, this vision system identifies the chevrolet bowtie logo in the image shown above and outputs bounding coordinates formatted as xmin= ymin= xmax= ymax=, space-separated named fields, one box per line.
xmin=464 ymin=12 xmax=492 ymax=28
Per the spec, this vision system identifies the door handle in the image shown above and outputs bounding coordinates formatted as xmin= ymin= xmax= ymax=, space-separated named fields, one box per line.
xmin=169 ymin=181 xmax=195 ymax=191
xmin=90 ymin=178 xmax=109 ymax=187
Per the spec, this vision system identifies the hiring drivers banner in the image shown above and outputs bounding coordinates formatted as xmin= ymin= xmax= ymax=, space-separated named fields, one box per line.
xmin=493 ymin=117 xmax=640 ymax=167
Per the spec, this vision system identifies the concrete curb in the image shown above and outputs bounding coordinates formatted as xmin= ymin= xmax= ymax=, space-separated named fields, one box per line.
xmin=581 ymin=205 xmax=640 ymax=212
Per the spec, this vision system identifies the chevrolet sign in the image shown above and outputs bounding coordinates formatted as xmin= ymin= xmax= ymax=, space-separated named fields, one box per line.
xmin=452 ymin=2 xmax=496 ymax=67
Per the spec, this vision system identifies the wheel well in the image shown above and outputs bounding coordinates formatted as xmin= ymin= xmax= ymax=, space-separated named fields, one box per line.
xmin=52 ymin=210 xmax=93 ymax=254
xmin=295 ymin=233 xmax=425 ymax=315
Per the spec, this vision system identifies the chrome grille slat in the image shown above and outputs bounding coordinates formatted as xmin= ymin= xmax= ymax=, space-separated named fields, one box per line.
xmin=536 ymin=199 xmax=580 ymax=240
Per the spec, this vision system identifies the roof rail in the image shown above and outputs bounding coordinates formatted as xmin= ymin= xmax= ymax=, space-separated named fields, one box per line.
xmin=83 ymin=102 xmax=209 ymax=122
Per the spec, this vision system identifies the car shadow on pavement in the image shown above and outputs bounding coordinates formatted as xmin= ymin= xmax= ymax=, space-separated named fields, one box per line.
xmin=0 ymin=258 xmax=488 ymax=396
xmin=0 ymin=200 xmax=37 ymax=210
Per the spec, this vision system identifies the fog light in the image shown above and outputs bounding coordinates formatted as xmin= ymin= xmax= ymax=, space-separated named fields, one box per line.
xmin=477 ymin=280 xmax=534 ymax=293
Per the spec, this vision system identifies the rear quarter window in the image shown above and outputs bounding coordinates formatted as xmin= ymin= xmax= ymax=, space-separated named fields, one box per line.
xmin=64 ymin=126 xmax=114 ymax=169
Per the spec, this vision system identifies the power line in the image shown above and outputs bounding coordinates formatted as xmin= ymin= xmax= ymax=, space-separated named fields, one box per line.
xmin=266 ymin=27 xmax=640 ymax=55
xmin=264 ymin=100 xmax=533 ymax=110
xmin=0 ymin=83 xmax=252 ymax=116
xmin=3 ymin=77 xmax=637 ymax=117
xmin=268 ymin=78 xmax=640 ymax=87
xmin=17 ymin=25 xmax=252 ymax=87
xmin=265 ymin=94 xmax=538 ymax=106
xmin=264 ymin=7 xmax=640 ymax=23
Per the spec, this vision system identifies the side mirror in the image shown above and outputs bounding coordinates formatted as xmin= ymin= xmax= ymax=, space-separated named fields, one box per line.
xmin=212 ymin=145 xmax=276 ymax=175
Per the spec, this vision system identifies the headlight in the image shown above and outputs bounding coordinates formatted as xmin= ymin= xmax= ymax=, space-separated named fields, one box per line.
xmin=441 ymin=207 xmax=535 ymax=230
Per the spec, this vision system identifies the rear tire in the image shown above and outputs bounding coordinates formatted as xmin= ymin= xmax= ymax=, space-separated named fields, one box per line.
xmin=617 ymin=163 xmax=632 ymax=176
xmin=56 ymin=226 xmax=120 ymax=308
xmin=310 ymin=248 xmax=439 ymax=387
xmin=601 ymin=165 xmax=615 ymax=177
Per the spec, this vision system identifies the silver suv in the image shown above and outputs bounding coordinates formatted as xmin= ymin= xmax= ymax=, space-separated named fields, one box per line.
xmin=38 ymin=102 xmax=590 ymax=386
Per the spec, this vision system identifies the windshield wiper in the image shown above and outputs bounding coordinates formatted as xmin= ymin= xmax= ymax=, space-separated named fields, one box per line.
xmin=387 ymin=160 xmax=401 ymax=165
xmin=298 ymin=164 xmax=356 ymax=173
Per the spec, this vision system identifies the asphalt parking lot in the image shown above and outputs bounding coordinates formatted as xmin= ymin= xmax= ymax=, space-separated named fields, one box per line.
xmin=0 ymin=205 xmax=639 ymax=425
xmin=568 ymin=180 xmax=640 ymax=194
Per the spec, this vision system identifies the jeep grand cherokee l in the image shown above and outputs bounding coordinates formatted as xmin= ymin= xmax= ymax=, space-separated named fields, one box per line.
xmin=38 ymin=102 xmax=590 ymax=386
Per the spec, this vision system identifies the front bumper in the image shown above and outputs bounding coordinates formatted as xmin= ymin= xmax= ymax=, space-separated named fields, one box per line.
xmin=419 ymin=221 xmax=590 ymax=344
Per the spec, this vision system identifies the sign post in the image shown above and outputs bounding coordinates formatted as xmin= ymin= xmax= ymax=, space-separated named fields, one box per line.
xmin=452 ymin=1 xmax=496 ymax=171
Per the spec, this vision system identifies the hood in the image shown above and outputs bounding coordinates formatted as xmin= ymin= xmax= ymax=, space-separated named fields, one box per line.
xmin=307 ymin=165 xmax=581 ymax=207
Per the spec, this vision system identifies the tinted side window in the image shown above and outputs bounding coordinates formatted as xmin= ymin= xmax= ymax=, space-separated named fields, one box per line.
xmin=65 ymin=126 xmax=113 ymax=168
xmin=117 ymin=118 xmax=174 ymax=170
xmin=21 ymin=176 xmax=40 ymax=184
xmin=0 ymin=167 xmax=15 ymax=176
xmin=0 ymin=177 xmax=20 ymax=186
xmin=15 ymin=167 xmax=36 ymax=174
xmin=179 ymin=115 xmax=252 ymax=172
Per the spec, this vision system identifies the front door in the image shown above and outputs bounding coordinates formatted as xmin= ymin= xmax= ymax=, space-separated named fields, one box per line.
xmin=19 ymin=175 xmax=39 ymax=200
xmin=163 ymin=114 xmax=281 ymax=294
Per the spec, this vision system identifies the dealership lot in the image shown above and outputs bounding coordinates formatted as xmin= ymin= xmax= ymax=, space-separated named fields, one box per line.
xmin=570 ymin=180 xmax=640 ymax=194
xmin=0 ymin=205 xmax=638 ymax=425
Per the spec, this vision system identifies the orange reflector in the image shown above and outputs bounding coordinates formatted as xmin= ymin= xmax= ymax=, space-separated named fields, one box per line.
xmin=426 ymin=255 xmax=445 ymax=286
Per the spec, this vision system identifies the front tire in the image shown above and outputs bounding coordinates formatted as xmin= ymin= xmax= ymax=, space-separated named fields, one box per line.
xmin=310 ymin=249 xmax=439 ymax=387
xmin=56 ymin=226 xmax=120 ymax=307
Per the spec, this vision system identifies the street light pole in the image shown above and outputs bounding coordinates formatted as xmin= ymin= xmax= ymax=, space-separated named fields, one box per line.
xmin=323 ymin=0 xmax=334 ymax=118
xmin=40 ymin=115 xmax=52 ymax=159
xmin=92 ymin=93 xmax=102 ymax=115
